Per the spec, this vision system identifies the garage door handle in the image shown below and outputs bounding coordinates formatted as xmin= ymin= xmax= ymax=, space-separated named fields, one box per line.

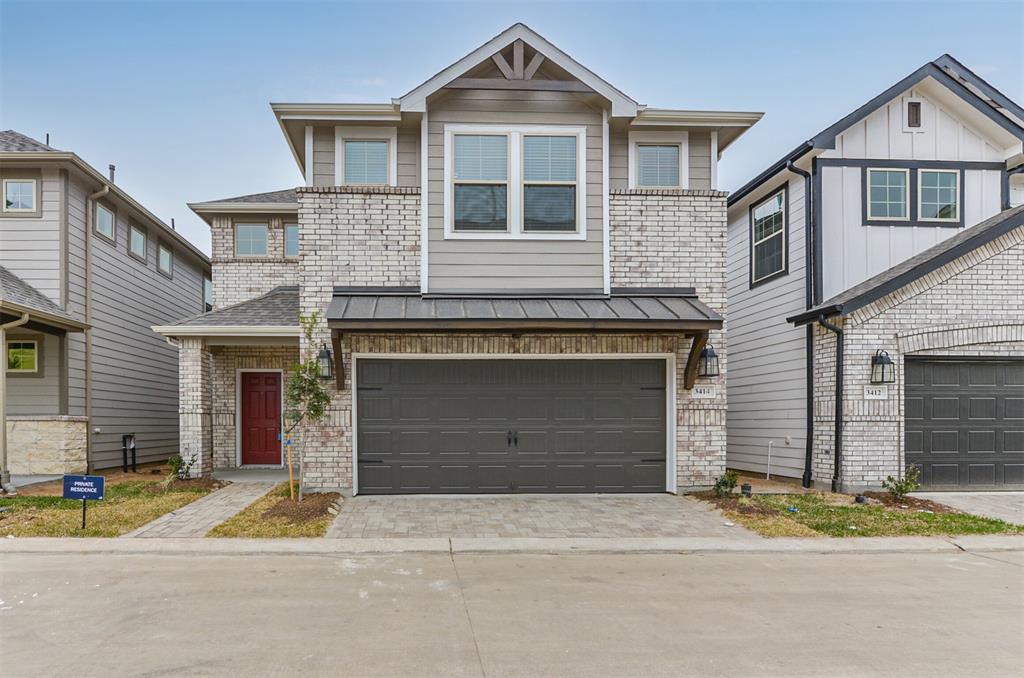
xmin=513 ymin=431 xmax=519 ymax=447
xmin=507 ymin=430 xmax=513 ymax=446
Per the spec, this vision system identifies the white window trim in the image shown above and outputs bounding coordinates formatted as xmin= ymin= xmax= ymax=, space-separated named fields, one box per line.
xmin=627 ymin=131 xmax=688 ymax=189
xmin=284 ymin=222 xmax=299 ymax=259
xmin=866 ymin=168 xmax=911 ymax=221
xmin=158 ymin=243 xmax=173 ymax=275
xmin=2 ymin=178 xmax=37 ymax=212
xmin=7 ymin=339 xmax=38 ymax=373
xmin=751 ymin=188 xmax=787 ymax=284
xmin=234 ymin=221 xmax=270 ymax=257
xmin=918 ymin=168 xmax=960 ymax=222
xmin=902 ymin=96 xmax=926 ymax=134
xmin=334 ymin=126 xmax=398 ymax=187
xmin=443 ymin=123 xmax=587 ymax=241
xmin=95 ymin=203 xmax=116 ymax=240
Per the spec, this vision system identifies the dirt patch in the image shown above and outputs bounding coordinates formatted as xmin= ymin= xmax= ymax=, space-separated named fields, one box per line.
xmin=693 ymin=492 xmax=778 ymax=517
xmin=261 ymin=492 xmax=340 ymax=524
xmin=862 ymin=492 xmax=958 ymax=514
xmin=15 ymin=463 xmax=172 ymax=496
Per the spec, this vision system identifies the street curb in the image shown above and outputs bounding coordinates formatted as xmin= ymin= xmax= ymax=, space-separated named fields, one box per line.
xmin=2 ymin=534 xmax=1022 ymax=556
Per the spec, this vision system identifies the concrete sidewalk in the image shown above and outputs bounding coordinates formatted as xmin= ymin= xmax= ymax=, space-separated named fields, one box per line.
xmin=4 ymin=533 xmax=1022 ymax=556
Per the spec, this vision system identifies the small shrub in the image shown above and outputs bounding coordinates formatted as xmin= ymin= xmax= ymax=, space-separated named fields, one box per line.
xmin=713 ymin=470 xmax=740 ymax=497
xmin=882 ymin=464 xmax=921 ymax=501
xmin=165 ymin=453 xmax=197 ymax=485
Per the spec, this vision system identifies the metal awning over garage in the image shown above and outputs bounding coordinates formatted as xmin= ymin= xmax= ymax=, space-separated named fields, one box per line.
xmin=326 ymin=287 xmax=722 ymax=332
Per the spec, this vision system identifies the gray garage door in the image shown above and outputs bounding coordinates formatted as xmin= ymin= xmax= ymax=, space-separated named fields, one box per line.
xmin=356 ymin=359 xmax=667 ymax=494
xmin=905 ymin=358 xmax=1024 ymax=490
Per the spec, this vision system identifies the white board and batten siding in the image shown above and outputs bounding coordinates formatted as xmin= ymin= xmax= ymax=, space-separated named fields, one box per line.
xmin=726 ymin=174 xmax=809 ymax=478
xmin=818 ymin=86 xmax=1006 ymax=300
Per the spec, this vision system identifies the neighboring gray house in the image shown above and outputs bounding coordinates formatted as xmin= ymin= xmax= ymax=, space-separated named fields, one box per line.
xmin=1 ymin=131 xmax=211 ymax=483
xmin=156 ymin=24 xmax=762 ymax=495
xmin=725 ymin=56 xmax=1024 ymax=492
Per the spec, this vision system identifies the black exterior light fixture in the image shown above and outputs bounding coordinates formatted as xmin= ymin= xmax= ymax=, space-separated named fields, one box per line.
xmin=317 ymin=343 xmax=334 ymax=381
xmin=697 ymin=344 xmax=720 ymax=378
xmin=870 ymin=349 xmax=896 ymax=384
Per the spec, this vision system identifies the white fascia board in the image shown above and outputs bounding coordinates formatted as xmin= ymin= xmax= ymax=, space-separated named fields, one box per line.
xmin=187 ymin=202 xmax=299 ymax=215
xmin=398 ymin=23 xmax=638 ymax=117
xmin=151 ymin=325 xmax=302 ymax=337
xmin=632 ymin=108 xmax=764 ymax=128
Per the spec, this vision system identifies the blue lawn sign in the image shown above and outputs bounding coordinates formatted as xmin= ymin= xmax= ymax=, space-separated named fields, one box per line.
xmin=63 ymin=475 xmax=105 ymax=529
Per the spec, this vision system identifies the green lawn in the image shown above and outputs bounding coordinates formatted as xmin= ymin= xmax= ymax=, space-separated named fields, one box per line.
xmin=0 ymin=479 xmax=218 ymax=537
xmin=702 ymin=492 xmax=1023 ymax=538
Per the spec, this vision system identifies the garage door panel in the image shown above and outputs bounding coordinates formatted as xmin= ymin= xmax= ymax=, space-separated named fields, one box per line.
xmin=357 ymin=359 xmax=666 ymax=493
xmin=905 ymin=358 xmax=1024 ymax=490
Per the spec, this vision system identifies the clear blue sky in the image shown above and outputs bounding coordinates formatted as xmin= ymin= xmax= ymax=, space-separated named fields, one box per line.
xmin=3 ymin=1 xmax=1022 ymax=255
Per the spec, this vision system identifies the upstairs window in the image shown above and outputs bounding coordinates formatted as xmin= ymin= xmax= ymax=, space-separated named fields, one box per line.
xmin=637 ymin=144 xmax=681 ymax=188
xmin=453 ymin=134 xmax=509 ymax=232
xmin=129 ymin=224 xmax=147 ymax=260
xmin=522 ymin=135 xmax=577 ymax=232
xmin=919 ymin=170 xmax=959 ymax=221
xmin=235 ymin=222 xmax=268 ymax=256
xmin=750 ymin=188 xmax=787 ymax=286
xmin=285 ymin=223 xmax=299 ymax=258
xmin=3 ymin=179 xmax=36 ymax=212
xmin=158 ymin=243 xmax=173 ymax=276
xmin=96 ymin=203 xmax=115 ymax=240
xmin=867 ymin=169 xmax=909 ymax=220
xmin=7 ymin=340 xmax=38 ymax=373
xmin=203 ymin=276 xmax=213 ymax=312
xmin=343 ymin=140 xmax=389 ymax=185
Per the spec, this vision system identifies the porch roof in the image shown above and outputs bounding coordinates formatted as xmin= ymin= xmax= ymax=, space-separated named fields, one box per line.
xmin=326 ymin=287 xmax=722 ymax=332
xmin=1 ymin=266 xmax=87 ymax=332
xmin=152 ymin=286 xmax=300 ymax=337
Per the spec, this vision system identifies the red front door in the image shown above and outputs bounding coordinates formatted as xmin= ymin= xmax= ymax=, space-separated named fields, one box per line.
xmin=240 ymin=372 xmax=282 ymax=465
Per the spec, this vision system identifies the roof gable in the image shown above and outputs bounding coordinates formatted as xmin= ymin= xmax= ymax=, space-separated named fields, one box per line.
xmin=397 ymin=23 xmax=638 ymax=117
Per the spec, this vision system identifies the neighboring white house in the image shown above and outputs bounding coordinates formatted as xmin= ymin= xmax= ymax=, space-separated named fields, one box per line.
xmin=726 ymin=55 xmax=1024 ymax=492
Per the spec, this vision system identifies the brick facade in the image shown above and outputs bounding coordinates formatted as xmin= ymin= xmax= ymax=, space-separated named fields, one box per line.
xmin=177 ymin=337 xmax=213 ymax=477
xmin=812 ymin=227 xmax=1024 ymax=491
xmin=210 ymin=215 xmax=299 ymax=308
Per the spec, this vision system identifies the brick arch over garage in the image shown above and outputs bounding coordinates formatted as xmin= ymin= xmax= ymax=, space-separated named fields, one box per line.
xmin=897 ymin=323 xmax=1024 ymax=354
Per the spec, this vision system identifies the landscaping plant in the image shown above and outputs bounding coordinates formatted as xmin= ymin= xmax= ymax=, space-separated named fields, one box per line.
xmin=164 ymin=453 xmax=197 ymax=486
xmin=284 ymin=312 xmax=332 ymax=501
xmin=713 ymin=470 xmax=740 ymax=497
xmin=881 ymin=464 xmax=921 ymax=501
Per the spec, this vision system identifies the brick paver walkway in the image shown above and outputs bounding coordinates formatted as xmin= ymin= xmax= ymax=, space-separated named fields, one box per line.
xmin=327 ymin=494 xmax=758 ymax=539
xmin=124 ymin=482 xmax=276 ymax=538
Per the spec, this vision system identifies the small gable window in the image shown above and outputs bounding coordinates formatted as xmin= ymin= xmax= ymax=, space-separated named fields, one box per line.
xmin=343 ymin=140 xmax=389 ymax=185
xmin=7 ymin=340 xmax=38 ymax=373
xmin=235 ymin=222 xmax=268 ymax=256
xmin=158 ymin=243 xmax=173 ymax=276
xmin=453 ymin=134 xmax=509 ymax=232
xmin=907 ymin=101 xmax=922 ymax=128
xmin=3 ymin=179 xmax=36 ymax=212
xmin=130 ymin=225 xmax=147 ymax=260
xmin=96 ymin=204 xmax=115 ymax=240
xmin=285 ymin=223 xmax=299 ymax=258
xmin=919 ymin=170 xmax=959 ymax=221
xmin=867 ymin=169 xmax=909 ymax=220
xmin=637 ymin=145 xmax=681 ymax=188
xmin=750 ymin=188 xmax=787 ymax=286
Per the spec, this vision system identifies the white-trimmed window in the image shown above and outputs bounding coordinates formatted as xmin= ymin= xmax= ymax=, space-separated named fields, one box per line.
xmin=3 ymin=179 xmax=36 ymax=212
xmin=750 ymin=188 xmax=787 ymax=285
xmin=334 ymin=127 xmax=397 ymax=186
xmin=627 ymin=131 xmax=688 ymax=189
xmin=919 ymin=170 xmax=959 ymax=221
xmin=284 ymin=223 xmax=299 ymax=258
xmin=203 ymin=276 xmax=213 ymax=312
xmin=235 ymin=222 xmax=268 ymax=256
xmin=96 ymin=203 xmax=115 ymax=240
xmin=129 ymin=225 xmax=147 ymax=260
xmin=158 ymin=243 xmax=173 ymax=276
xmin=867 ymin=168 xmax=909 ymax=220
xmin=7 ymin=340 xmax=38 ymax=373
xmin=444 ymin=124 xmax=586 ymax=239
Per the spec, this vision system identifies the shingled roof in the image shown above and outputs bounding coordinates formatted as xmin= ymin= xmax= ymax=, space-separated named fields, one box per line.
xmin=0 ymin=266 xmax=83 ymax=328
xmin=0 ymin=130 xmax=60 ymax=153
xmin=154 ymin=286 xmax=300 ymax=335
xmin=192 ymin=188 xmax=298 ymax=205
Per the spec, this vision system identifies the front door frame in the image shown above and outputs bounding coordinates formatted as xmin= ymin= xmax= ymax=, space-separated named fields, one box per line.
xmin=350 ymin=353 xmax=677 ymax=496
xmin=235 ymin=368 xmax=285 ymax=468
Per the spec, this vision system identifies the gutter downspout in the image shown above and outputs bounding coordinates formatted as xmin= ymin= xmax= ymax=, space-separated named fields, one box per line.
xmin=817 ymin=314 xmax=844 ymax=493
xmin=787 ymin=160 xmax=816 ymax=489
xmin=85 ymin=185 xmax=109 ymax=472
xmin=1 ymin=312 xmax=31 ymax=495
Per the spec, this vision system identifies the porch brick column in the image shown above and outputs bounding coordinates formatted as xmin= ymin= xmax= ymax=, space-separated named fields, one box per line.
xmin=178 ymin=337 xmax=213 ymax=477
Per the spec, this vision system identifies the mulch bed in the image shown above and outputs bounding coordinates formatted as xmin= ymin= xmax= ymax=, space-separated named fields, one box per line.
xmin=693 ymin=491 xmax=779 ymax=517
xmin=261 ymin=492 xmax=340 ymax=524
xmin=861 ymin=491 xmax=958 ymax=514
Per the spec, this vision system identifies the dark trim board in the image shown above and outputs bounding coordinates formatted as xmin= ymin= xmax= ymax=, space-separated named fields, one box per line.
xmin=812 ymin=157 xmax=823 ymax=306
xmin=748 ymin=182 xmax=790 ymax=289
xmin=933 ymin=54 xmax=1024 ymax=124
xmin=859 ymin=166 xmax=967 ymax=229
xmin=816 ymin=159 xmax=1005 ymax=171
xmin=728 ymin=142 xmax=812 ymax=206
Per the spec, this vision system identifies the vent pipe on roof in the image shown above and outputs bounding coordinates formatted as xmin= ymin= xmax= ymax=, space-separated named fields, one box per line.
xmin=45 ymin=133 xmax=50 ymax=145
xmin=108 ymin=164 xmax=116 ymax=182
xmin=171 ymin=218 xmax=176 ymax=230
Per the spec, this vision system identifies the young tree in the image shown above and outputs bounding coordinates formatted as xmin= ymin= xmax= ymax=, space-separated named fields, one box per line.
xmin=284 ymin=312 xmax=332 ymax=501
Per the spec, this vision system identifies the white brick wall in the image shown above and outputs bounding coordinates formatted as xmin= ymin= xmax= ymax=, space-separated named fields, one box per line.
xmin=210 ymin=215 xmax=299 ymax=308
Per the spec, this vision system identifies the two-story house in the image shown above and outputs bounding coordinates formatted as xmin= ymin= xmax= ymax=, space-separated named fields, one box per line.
xmin=155 ymin=24 xmax=762 ymax=494
xmin=1 ymin=130 xmax=211 ymax=490
xmin=726 ymin=56 xmax=1024 ymax=492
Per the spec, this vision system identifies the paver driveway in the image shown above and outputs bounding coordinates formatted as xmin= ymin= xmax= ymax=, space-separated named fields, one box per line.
xmin=912 ymin=491 xmax=1024 ymax=525
xmin=327 ymin=494 xmax=758 ymax=539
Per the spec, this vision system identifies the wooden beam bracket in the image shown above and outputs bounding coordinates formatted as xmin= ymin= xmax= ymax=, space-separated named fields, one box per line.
xmin=683 ymin=330 xmax=709 ymax=390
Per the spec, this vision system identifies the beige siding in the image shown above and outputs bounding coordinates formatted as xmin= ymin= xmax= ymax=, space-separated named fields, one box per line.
xmin=5 ymin=331 xmax=61 ymax=416
xmin=312 ymin=126 xmax=334 ymax=186
xmin=608 ymin=129 xmax=713 ymax=190
xmin=688 ymin=131 xmax=711 ymax=190
xmin=427 ymin=89 xmax=604 ymax=292
xmin=397 ymin=125 xmax=419 ymax=187
xmin=0 ymin=168 xmax=62 ymax=303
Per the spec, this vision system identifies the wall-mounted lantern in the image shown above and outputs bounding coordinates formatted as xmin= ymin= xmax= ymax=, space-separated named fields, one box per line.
xmin=317 ymin=343 xmax=334 ymax=381
xmin=870 ymin=349 xmax=896 ymax=384
xmin=697 ymin=344 xmax=720 ymax=378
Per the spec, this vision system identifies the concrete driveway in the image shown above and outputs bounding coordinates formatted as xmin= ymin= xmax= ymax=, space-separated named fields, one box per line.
xmin=2 ymin=549 xmax=1021 ymax=676
xmin=913 ymin=491 xmax=1024 ymax=524
xmin=328 ymin=494 xmax=758 ymax=539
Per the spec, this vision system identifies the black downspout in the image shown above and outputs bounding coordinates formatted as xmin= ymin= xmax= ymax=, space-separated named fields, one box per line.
xmin=787 ymin=160 xmax=815 ymax=488
xmin=817 ymin=314 xmax=844 ymax=493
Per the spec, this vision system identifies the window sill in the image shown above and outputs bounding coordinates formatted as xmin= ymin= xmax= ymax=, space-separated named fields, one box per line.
xmin=863 ymin=219 xmax=963 ymax=228
xmin=443 ymin=230 xmax=587 ymax=241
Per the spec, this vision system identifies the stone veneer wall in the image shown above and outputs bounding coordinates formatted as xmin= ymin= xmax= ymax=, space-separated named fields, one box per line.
xmin=609 ymin=189 xmax=730 ymax=488
xmin=210 ymin=215 xmax=299 ymax=308
xmin=812 ymin=227 xmax=1024 ymax=491
xmin=210 ymin=345 xmax=300 ymax=468
xmin=5 ymin=416 xmax=88 ymax=475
